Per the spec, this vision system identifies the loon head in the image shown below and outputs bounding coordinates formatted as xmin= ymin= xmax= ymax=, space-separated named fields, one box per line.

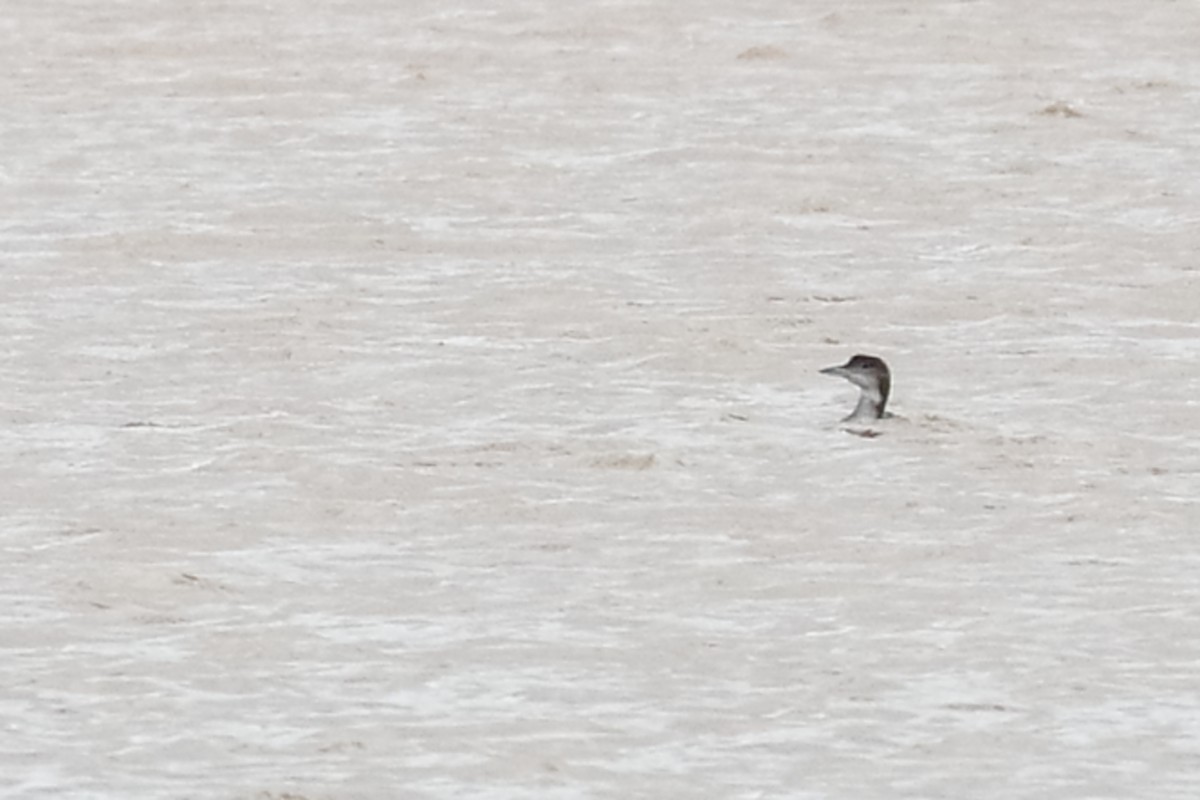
xmin=820 ymin=354 xmax=891 ymax=422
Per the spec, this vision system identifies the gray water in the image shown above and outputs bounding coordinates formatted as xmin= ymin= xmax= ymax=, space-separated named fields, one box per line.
xmin=3 ymin=2 xmax=1199 ymax=798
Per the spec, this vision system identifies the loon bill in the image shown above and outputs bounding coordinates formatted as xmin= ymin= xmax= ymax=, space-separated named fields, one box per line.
xmin=820 ymin=354 xmax=892 ymax=422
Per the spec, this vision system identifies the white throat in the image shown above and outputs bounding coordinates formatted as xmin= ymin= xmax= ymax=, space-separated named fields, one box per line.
xmin=845 ymin=387 xmax=886 ymax=422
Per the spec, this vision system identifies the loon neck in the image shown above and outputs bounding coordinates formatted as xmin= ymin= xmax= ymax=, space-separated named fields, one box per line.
xmin=845 ymin=387 xmax=888 ymax=422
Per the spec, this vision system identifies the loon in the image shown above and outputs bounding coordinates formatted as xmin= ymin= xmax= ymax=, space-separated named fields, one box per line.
xmin=820 ymin=354 xmax=892 ymax=422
